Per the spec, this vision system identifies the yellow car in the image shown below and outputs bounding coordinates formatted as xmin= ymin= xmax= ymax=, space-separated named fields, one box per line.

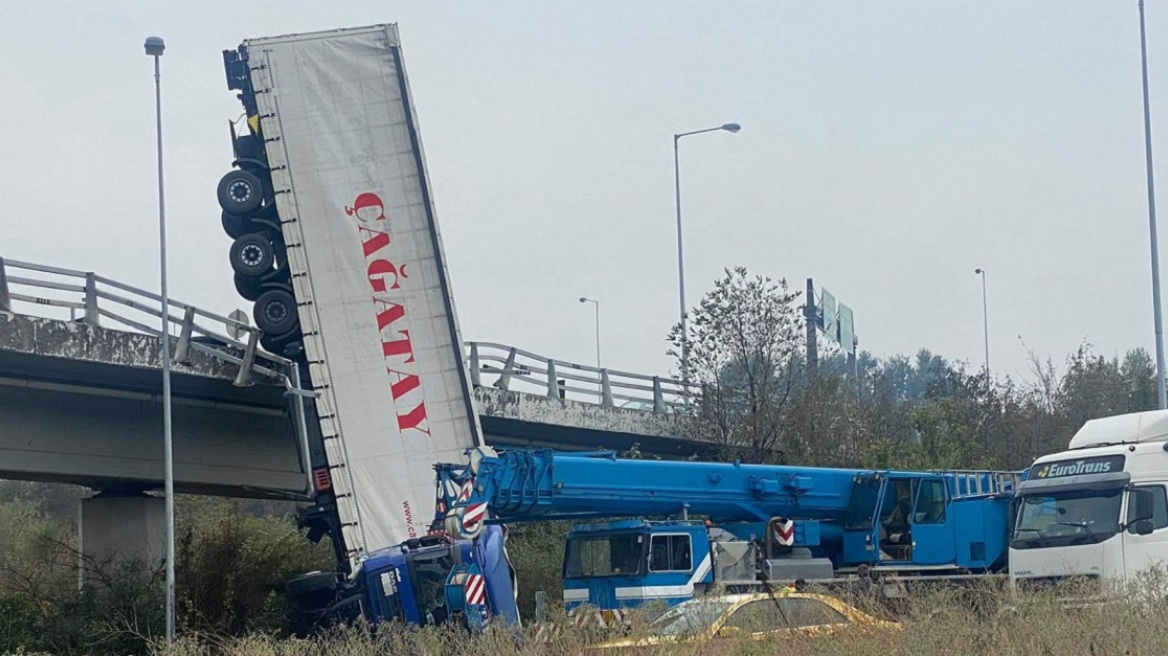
xmin=594 ymin=590 xmax=899 ymax=648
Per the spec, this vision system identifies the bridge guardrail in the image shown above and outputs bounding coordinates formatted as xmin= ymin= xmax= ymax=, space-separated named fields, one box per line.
xmin=466 ymin=342 xmax=697 ymax=414
xmin=0 ymin=257 xmax=693 ymax=418
xmin=0 ymin=257 xmax=291 ymax=385
xmin=0 ymin=256 xmax=317 ymax=498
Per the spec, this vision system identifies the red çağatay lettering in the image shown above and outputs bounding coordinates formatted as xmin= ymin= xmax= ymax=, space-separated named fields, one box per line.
xmin=345 ymin=192 xmax=430 ymax=436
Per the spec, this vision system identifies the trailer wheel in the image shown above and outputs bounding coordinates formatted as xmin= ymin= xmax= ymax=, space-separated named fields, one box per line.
xmin=261 ymin=328 xmax=301 ymax=355
xmin=230 ymin=233 xmax=275 ymax=277
xmin=234 ymin=273 xmax=263 ymax=301
xmin=217 ymin=169 xmax=264 ymax=214
xmin=254 ymin=289 xmax=298 ymax=336
xmin=221 ymin=210 xmax=250 ymax=239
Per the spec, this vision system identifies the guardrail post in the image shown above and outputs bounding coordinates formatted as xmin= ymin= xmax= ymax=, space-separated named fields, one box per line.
xmin=83 ymin=273 xmax=99 ymax=327
xmin=600 ymin=370 xmax=614 ymax=407
xmin=0 ymin=258 xmax=10 ymax=314
xmin=469 ymin=342 xmax=481 ymax=387
xmin=652 ymin=376 xmax=666 ymax=414
xmin=546 ymin=360 xmax=559 ymax=399
xmin=233 ymin=331 xmax=259 ymax=387
xmin=493 ymin=347 xmax=517 ymax=391
xmin=173 ymin=306 xmax=196 ymax=364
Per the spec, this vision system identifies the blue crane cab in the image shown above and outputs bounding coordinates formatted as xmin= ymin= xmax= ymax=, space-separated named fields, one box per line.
xmin=562 ymin=520 xmax=713 ymax=611
xmin=840 ymin=471 xmax=1015 ymax=571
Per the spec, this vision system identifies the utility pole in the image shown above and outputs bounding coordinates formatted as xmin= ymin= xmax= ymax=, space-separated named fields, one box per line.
xmin=1139 ymin=0 xmax=1168 ymax=409
xmin=975 ymin=268 xmax=990 ymax=380
xmin=805 ymin=278 xmax=818 ymax=380
xmin=144 ymin=35 xmax=174 ymax=646
xmin=673 ymin=122 xmax=742 ymax=383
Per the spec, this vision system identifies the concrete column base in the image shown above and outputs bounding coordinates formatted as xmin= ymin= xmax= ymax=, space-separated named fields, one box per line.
xmin=79 ymin=493 xmax=165 ymax=580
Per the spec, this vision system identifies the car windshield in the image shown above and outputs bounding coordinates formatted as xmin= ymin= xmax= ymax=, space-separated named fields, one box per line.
xmin=564 ymin=532 xmax=645 ymax=578
xmin=1013 ymin=488 xmax=1123 ymax=548
xmin=649 ymin=600 xmax=735 ymax=636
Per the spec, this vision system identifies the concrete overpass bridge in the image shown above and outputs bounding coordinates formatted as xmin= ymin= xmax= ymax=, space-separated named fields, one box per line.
xmin=0 ymin=258 xmax=706 ymax=563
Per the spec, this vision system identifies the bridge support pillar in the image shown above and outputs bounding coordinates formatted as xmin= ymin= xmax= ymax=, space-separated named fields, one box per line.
xmin=79 ymin=492 xmax=165 ymax=579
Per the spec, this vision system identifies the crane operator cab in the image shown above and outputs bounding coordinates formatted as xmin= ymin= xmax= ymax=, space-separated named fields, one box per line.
xmin=841 ymin=471 xmax=1013 ymax=572
xmin=877 ymin=479 xmax=917 ymax=560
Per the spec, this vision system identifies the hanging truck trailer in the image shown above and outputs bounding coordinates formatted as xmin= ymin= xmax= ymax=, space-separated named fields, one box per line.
xmin=215 ymin=25 xmax=518 ymax=630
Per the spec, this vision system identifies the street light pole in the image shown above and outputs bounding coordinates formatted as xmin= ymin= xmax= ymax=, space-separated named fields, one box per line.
xmin=974 ymin=268 xmax=990 ymax=379
xmin=579 ymin=297 xmax=601 ymax=369
xmin=673 ymin=123 xmax=741 ymax=382
xmin=144 ymin=35 xmax=175 ymax=645
xmin=1139 ymin=0 xmax=1168 ymax=409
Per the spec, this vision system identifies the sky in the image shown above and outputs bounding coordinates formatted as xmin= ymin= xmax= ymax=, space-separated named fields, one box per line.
xmin=1 ymin=1 xmax=1166 ymax=384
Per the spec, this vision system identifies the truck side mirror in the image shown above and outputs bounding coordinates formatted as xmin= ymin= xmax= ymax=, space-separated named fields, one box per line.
xmin=1134 ymin=519 xmax=1155 ymax=536
xmin=1131 ymin=489 xmax=1156 ymax=524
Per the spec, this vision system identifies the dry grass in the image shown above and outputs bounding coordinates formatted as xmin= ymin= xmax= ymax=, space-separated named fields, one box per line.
xmin=158 ymin=574 xmax=1168 ymax=656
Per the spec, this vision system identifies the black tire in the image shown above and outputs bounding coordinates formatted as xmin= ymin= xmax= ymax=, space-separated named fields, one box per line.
xmin=254 ymin=289 xmax=299 ymax=336
xmin=234 ymin=272 xmax=263 ymax=301
xmin=230 ymin=233 xmax=275 ymax=277
xmin=217 ymin=169 xmax=264 ymax=214
xmin=261 ymin=328 xmax=301 ymax=355
xmin=221 ymin=211 xmax=250 ymax=239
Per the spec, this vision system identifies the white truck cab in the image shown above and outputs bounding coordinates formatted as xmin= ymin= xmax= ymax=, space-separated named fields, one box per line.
xmin=1010 ymin=410 xmax=1168 ymax=588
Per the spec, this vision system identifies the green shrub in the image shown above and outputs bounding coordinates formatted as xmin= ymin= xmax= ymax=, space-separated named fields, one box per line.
xmin=503 ymin=521 xmax=570 ymax=618
xmin=176 ymin=497 xmax=333 ymax=635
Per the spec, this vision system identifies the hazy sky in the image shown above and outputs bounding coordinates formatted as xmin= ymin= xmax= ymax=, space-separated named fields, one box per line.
xmin=2 ymin=1 xmax=1165 ymax=384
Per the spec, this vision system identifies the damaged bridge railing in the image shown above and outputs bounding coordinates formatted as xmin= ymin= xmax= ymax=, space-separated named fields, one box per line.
xmin=465 ymin=342 xmax=697 ymax=414
xmin=0 ymin=256 xmax=288 ymax=386
xmin=0 ymin=257 xmax=694 ymax=419
xmin=0 ymin=256 xmax=316 ymax=495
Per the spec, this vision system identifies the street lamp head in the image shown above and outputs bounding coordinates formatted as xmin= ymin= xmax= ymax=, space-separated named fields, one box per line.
xmin=722 ymin=123 xmax=742 ymax=133
xmin=974 ymin=268 xmax=983 ymax=274
xmin=144 ymin=36 xmax=165 ymax=56
xmin=579 ymin=297 xmax=587 ymax=303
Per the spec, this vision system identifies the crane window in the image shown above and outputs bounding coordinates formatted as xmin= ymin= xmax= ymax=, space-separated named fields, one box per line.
xmin=565 ymin=533 xmax=646 ymax=578
xmin=913 ymin=479 xmax=948 ymax=525
xmin=649 ymin=534 xmax=693 ymax=572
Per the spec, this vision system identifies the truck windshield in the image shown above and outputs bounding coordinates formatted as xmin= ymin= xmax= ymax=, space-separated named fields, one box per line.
xmin=844 ymin=477 xmax=881 ymax=530
xmin=1013 ymin=488 xmax=1123 ymax=549
xmin=564 ymin=532 xmax=646 ymax=578
xmin=406 ymin=550 xmax=455 ymax=626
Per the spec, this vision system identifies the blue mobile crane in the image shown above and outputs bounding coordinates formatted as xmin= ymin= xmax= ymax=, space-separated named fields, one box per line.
xmin=435 ymin=447 xmax=1018 ymax=615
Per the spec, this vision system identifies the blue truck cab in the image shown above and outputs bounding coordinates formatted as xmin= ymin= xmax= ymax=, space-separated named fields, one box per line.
xmin=289 ymin=526 xmax=518 ymax=633
xmin=363 ymin=526 xmax=518 ymax=628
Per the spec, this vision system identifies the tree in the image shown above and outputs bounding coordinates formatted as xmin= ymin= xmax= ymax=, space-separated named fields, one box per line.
xmin=1121 ymin=348 xmax=1157 ymax=413
xmin=669 ymin=267 xmax=803 ymax=463
xmin=1057 ymin=344 xmax=1128 ymax=425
